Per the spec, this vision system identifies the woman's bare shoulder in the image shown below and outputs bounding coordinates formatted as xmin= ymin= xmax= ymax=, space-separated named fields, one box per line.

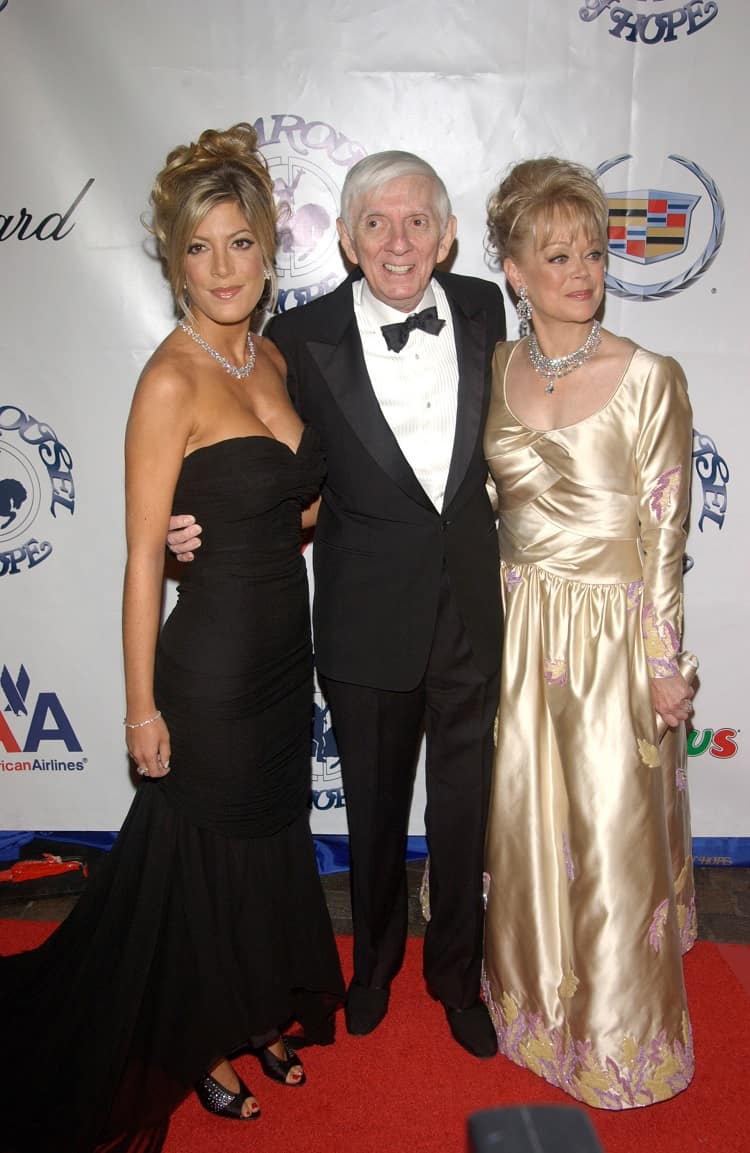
xmin=134 ymin=330 xmax=199 ymax=406
xmin=254 ymin=331 xmax=287 ymax=378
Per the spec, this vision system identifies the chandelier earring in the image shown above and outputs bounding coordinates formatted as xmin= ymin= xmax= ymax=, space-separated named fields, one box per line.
xmin=263 ymin=269 xmax=271 ymax=281
xmin=516 ymin=286 xmax=532 ymax=337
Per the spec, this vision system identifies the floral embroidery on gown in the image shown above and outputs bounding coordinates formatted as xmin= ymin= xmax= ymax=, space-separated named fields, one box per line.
xmin=481 ymin=341 xmax=695 ymax=1109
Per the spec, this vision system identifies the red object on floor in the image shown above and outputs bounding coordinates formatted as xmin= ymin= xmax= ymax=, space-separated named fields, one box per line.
xmin=2 ymin=923 xmax=747 ymax=1153
xmin=0 ymin=854 xmax=87 ymax=884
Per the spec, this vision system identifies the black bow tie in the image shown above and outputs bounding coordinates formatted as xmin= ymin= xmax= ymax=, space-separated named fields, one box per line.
xmin=380 ymin=306 xmax=445 ymax=353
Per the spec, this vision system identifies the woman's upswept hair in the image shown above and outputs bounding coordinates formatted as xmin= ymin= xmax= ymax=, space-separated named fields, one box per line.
xmin=486 ymin=157 xmax=608 ymax=265
xmin=146 ymin=122 xmax=278 ymax=317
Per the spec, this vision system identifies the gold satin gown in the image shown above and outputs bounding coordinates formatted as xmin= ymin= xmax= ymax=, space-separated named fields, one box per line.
xmin=482 ymin=340 xmax=696 ymax=1109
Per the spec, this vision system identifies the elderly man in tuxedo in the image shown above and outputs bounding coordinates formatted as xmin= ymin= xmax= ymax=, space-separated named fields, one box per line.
xmin=170 ymin=152 xmax=505 ymax=1056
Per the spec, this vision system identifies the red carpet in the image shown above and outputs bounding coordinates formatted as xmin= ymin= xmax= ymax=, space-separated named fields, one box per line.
xmin=2 ymin=922 xmax=747 ymax=1152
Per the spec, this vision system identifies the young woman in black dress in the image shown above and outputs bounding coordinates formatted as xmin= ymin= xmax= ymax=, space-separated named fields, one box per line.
xmin=1 ymin=123 xmax=343 ymax=1153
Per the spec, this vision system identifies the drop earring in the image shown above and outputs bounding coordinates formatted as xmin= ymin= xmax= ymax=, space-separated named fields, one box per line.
xmin=516 ymin=286 xmax=532 ymax=337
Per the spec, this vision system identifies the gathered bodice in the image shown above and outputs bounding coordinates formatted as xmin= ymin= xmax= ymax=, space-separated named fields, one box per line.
xmin=484 ymin=341 xmax=691 ymax=588
xmin=158 ymin=426 xmax=325 ymax=687
xmin=172 ymin=426 xmax=324 ymax=587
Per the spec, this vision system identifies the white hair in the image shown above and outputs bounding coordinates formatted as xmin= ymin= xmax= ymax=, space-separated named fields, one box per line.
xmin=340 ymin=150 xmax=452 ymax=232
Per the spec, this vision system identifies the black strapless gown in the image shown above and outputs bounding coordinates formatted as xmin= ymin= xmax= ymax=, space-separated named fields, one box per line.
xmin=0 ymin=430 xmax=344 ymax=1153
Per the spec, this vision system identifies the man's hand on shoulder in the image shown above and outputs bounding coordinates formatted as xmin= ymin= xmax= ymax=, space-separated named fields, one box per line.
xmin=167 ymin=514 xmax=202 ymax=562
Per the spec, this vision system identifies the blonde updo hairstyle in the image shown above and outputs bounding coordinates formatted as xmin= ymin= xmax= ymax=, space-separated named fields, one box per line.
xmin=147 ymin=122 xmax=277 ymax=319
xmin=486 ymin=157 xmax=608 ymax=267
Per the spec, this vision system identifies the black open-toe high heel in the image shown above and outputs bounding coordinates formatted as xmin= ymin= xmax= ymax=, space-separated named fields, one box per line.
xmin=195 ymin=1070 xmax=260 ymax=1119
xmin=258 ymin=1038 xmax=306 ymax=1086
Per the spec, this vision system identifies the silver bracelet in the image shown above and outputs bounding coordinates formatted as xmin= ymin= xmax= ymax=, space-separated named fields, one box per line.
xmin=123 ymin=710 xmax=162 ymax=729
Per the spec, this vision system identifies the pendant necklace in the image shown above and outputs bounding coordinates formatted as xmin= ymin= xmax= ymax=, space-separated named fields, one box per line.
xmin=179 ymin=321 xmax=256 ymax=379
xmin=527 ymin=320 xmax=602 ymax=394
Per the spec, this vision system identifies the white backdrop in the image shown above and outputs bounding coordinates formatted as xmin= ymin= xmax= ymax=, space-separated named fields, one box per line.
xmin=0 ymin=0 xmax=746 ymax=863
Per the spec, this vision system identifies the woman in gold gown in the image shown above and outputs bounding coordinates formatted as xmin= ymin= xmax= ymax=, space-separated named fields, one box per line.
xmin=481 ymin=158 xmax=696 ymax=1109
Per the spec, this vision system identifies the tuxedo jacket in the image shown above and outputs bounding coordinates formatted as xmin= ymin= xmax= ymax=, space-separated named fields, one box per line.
xmin=266 ymin=269 xmax=506 ymax=692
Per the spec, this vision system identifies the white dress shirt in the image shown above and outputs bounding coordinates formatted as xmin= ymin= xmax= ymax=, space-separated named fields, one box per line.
xmin=352 ymin=277 xmax=459 ymax=511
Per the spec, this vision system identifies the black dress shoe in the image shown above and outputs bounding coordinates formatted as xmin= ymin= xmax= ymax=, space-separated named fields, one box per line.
xmin=345 ymin=982 xmax=390 ymax=1035
xmin=444 ymin=1002 xmax=498 ymax=1058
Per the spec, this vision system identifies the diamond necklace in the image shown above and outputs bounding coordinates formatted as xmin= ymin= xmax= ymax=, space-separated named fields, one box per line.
xmin=527 ymin=320 xmax=602 ymax=394
xmin=179 ymin=321 xmax=256 ymax=379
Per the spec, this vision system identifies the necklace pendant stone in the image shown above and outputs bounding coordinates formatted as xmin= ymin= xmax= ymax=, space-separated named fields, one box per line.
xmin=527 ymin=319 xmax=602 ymax=397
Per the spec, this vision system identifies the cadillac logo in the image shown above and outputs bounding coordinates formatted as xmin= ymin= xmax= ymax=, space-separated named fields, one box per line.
xmin=596 ymin=154 xmax=724 ymax=300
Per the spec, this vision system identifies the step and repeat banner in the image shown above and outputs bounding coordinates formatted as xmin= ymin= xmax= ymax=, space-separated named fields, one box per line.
xmin=0 ymin=0 xmax=746 ymax=863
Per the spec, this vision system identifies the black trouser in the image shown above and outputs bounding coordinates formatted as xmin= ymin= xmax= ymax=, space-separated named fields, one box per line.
xmin=319 ymin=568 xmax=499 ymax=1009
